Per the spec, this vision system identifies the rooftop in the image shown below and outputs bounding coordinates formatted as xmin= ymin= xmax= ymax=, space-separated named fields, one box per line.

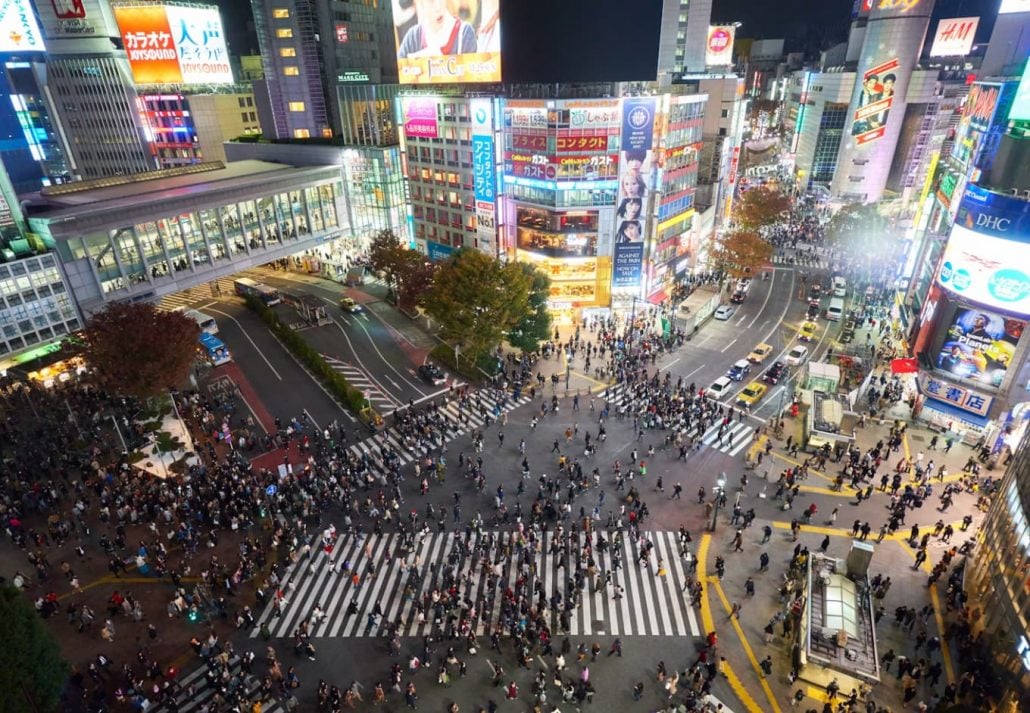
xmin=805 ymin=552 xmax=880 ymax=682
xmin=27 ymin=160 xmax=335 ymax=223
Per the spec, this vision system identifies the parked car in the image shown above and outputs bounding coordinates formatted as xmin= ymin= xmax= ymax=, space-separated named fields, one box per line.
xmin=736 ymin=381 xmax=768 ymax=407
xmin=418 ymin=363 xmax=447 ymax=386
xmin=727 ymin=360 xmax=751 ymax=381
xmin=714 ymin=305 xmax=736 ymax=320
xmin=339 ymin=297 xmax=363 ymax=313
xmin=786 ymin=345 xmax=809 ymax=366
xmin=762 ymin=361 xmax=787 ymax=384
xmin=747 ymin=342 xmax=774 ymax=364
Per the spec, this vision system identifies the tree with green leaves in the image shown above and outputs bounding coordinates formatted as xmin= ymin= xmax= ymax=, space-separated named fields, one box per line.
xmin=734 ymin=186 xmax=792 ymax=231
xmin=507 ymin=262 xmax=552 ymax=354
xmin=424 ymin=249 xmax=532 ymax=362
xmin=708 ymin=229 xmax=774 ymax=279
xmin=0 ymin=586 xmax=70 ymax=713
xmin=83 ymin=302 xmax=199 ymax=400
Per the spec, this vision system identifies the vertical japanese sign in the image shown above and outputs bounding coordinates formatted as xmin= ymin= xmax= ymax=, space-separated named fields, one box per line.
xmin=613 ymin=97 xmax=656 ymax=291
xmin=163 ymin=6 xmax=232 ymax=84
xmin=471 ymin=98 xmax=498 ymax=252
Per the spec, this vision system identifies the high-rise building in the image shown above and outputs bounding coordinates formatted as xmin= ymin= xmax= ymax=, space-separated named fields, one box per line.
xmin=657 ymin=0 xmax=713 ymax=78
xmin=250 ymin=0 xmax=397 ymax=139
xmin=30 ymin=0 xmax=156 ymax=179
xmin=829 ymin=0 xmax=937 ymax=202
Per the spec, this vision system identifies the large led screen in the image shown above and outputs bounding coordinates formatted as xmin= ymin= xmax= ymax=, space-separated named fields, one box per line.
xmin=114 ymin=4 xmax=233 ymax=85
xmin=392 ymin=0 xmax=501 ymax=84
xmin=937 ymin=224 xmax=1030 ymax=317
xmin=935 ymin=307 xmax=1025 ymax=388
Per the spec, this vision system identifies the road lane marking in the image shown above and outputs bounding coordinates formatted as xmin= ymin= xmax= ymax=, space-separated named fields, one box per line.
xmin=204 ymin=307 xmax=282 ymax=380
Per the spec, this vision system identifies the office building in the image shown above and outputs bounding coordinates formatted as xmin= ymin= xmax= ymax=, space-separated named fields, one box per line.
xmin=250 ymin=0 xmax=397 ymax=139
xmin=0 ymin=58 xmax=73 ymax=191
xmin=657 ymin=0 xmax=714 ymax=78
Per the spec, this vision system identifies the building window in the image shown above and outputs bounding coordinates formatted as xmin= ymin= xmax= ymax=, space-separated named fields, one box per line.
xmin=276 ymin=28 xmax=293 ymax=38
xmin=289 ymin=101 xmax=305 ymax=112
xmin=294 ymin=128 xmax=310 ymax=138
xmin=283 ymin=66 xmax=299 ymax=76
xmin=238 ymin=97 xmax=246 ymax=108
xmin=279 ymin=47 xmax=296 ymax=57
xmin=272 ymin=8 xmax=289 ymax=18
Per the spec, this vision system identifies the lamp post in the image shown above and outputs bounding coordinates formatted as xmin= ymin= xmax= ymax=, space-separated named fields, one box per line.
xmin=709 ymin=474 xmax=726 ymax=532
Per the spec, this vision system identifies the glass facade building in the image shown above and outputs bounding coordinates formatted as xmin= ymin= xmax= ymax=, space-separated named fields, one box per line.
xmin=0 ymin=253 xmax=80 ymax=359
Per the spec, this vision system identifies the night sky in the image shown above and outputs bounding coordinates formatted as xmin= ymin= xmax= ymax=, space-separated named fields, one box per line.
xmin=217 ymin=0 xmax=1005 ymax=83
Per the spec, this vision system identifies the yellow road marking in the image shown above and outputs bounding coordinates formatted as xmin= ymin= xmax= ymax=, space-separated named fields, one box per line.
xmin=766 ymin=451 xmax=836 ymax=485
xmin=893 ymin=538 xmax=956 ymax=684
xmin=696 ymin=535 xmax=770 ymax=713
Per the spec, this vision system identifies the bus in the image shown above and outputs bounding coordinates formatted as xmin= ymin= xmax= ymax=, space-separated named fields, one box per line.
xmin=234 ymin=277 xmax=282 ymax=306
xmin=181 ymin=308 xmax=218 ymax=335
xmin=199 ymin=332 xmax=232 ymax=366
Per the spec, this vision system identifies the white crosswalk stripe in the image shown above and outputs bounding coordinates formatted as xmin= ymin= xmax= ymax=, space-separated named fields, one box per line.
xmin=771 ymin=252 xmax=831 ymax=269
xmin=321 ymin=354 xmax=399 ymax=410
xmin=250 ymin=530 xmax=701 ymax=640
xmin=599 ymin=384 xmax=756 ymax=456
xmin=149 ymin=655 xmax=284 ymax=713
xmin=156 ymin=276 xmax=244 ymax=311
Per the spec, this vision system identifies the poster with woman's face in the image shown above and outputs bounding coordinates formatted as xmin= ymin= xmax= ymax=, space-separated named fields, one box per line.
xmin=618 ymin=149 xmax=651 ymax=201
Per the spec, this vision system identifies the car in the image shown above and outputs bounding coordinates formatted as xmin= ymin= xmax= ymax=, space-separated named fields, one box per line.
xmin=747 ymin=342 xmax=774 ymax=363
xmin=735 ymin=279 xmax=752 ymax=294
xmin=807 ymin=300 xmax=821 ymax=320
xmin=339 ymin=297 xmax=363 ymax=313
xmin=736 ymin=381 xmax=768 ymax=407
xmin=808 ymin=285 xmax=823 ymax=301
xmin=727 ymin=360 xmax=751 ymax=381
xmin=762 ymin=361 xmax=787 ymax=384
xmin=714 ymin=305 xmax=736 ymax=320
xmin=417 ymin=363 xmax=447 ymax=386
xmin=730 ymin=290 xmax=747 ymax=304
xmin=786 ymin=345 xmax=809 ymax=366
xmin=798 ymin=320 xmax=818 ymax=342
xmin=707 ymin=376 xmax=734 ymax=399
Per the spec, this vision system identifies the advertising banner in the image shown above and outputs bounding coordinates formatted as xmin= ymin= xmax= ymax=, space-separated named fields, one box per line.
xmin=964 ymin=82 xmax=1004 ymax=132
xmin=929 ymin=17 xmax=979 ymax=57
xmin=556 ymin=135 xmax=609 ymax=152
xmin=613 ymin=243 xmax=645 ymax=288
xmin=935 ymin=307 xmax=1024 ymax=387
xmin=35 ymin=0 xmax=116 ymax=39
xmin=472 ymin=135 xmax=496 ymax=203
xmin=402 ymin=97 xmax=439 ymax=138
xmin=505 ymin=152 xmax=552 ymax=180
xmin=621 ymin=98 xmax=656 ymax=152
xmin=850 ymin=57 xmax=899 ymax=145
xmin=516 ymin=252 xmax=598 ymax=282
xmin=705 ymin=25 xmax=735 ymax=66
xmin=1008 ymin=63 xmax=1029 ymax=123
xmin=548 ymin=281 xmax=596 ymax=303
xmin=919 ymin=374 xmax=993 ymax=418
xmin=569 ymin=103 xmax=620 ymax=129
xmin=937 ymin=225 xmax=1030 ymax=317
xmin=114 ymin=4 xmax=232 ymax=85
xmin=0 ymin=0 xmax=45 ymax=52
xmin=393 ymin=0 xmax=501 ymax=84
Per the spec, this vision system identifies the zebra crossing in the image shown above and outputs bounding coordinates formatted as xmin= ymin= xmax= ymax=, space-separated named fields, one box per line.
xmin=157 ymin=276 xmax=241 ymax=311
xmin=771 ymin=252 xmax=831 ymax=269
xmin=600 ymin=384 xmax=757 ymax=457
xmin=321 ymin=354 xmax=399 ymax=411
xmin=150 ymin=655 xmax=284 ymax=713
xmin=345 ymin=389 xmax=532 ymax=463
xmin=250 ymin=529 xmax=701 ymax=641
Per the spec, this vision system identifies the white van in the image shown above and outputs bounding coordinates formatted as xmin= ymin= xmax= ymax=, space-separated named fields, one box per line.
xmin=832 ymin=276 xmax=847 ymax=297
xmin=708 ymin=376 xmax=733 ymax=399
xmin=827 ymin=297 xmax=845 ymax=321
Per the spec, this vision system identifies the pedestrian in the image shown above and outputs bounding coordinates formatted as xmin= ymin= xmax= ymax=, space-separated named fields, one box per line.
xmin=607 ymin=638 xmax=622 ymax=657
xmin=745 ymin=577 xmax=755 ymax=597
xmin=759 ymin=656 xmax=773 ymax=677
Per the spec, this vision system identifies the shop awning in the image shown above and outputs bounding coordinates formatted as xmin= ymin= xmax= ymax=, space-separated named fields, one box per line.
xmin=647 ymin=289 xmax=668 ymax=305
xmin=922 ymin=398 xmax=990 ymax=430
xmin=891 ymin=358 xmax=918 ymax=374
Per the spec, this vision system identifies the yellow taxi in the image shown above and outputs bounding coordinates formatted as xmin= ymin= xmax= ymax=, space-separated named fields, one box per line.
xmin=736 ymin=380 xmax=768 ymax=407
xmin=798 ymin=320 xmax=818 ymax=342
xmin=747 ymin=342 xmax=774 ymax=363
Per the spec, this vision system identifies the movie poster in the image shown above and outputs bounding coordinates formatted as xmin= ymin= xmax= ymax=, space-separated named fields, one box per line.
xmin=850 ymin=57 xmax=899 ymax=145
xmin=936 ymin=307 xmax=1024 ymax=387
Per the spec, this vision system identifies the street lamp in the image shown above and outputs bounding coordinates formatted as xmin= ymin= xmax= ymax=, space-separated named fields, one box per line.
xmin=710 ymin=474 xmax=727 ymax=532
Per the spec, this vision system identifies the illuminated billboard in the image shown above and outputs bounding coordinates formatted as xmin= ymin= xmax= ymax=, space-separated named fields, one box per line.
xmin=935 ymin=307 xmax=1024 ymax=387
xmin=850 ymin=57 xmax=899 ymax=145
xmin=35 ymin=0 xmax=117 ymax=39
xmin=929 ymin=17 xmax=978 ymax=57
xmin=393 ymin=0 xmax=501 ymax=84
xmin=401 ymin=97 xmax=438 ymax=139
xmin=1012 ymin=62 xmax=1030 ymax=122
xmin=613 ymin=97 xmax=655 ymax=290
xmin=113 ymin=4 xmax=233 ymax=85
xmin=705 ymin=25 xmax=735 ymax=67
xmin=938 ymin=225 xmax=1030 ymax=317
xmin=0 ymin=0 xmax=45 ymax=52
